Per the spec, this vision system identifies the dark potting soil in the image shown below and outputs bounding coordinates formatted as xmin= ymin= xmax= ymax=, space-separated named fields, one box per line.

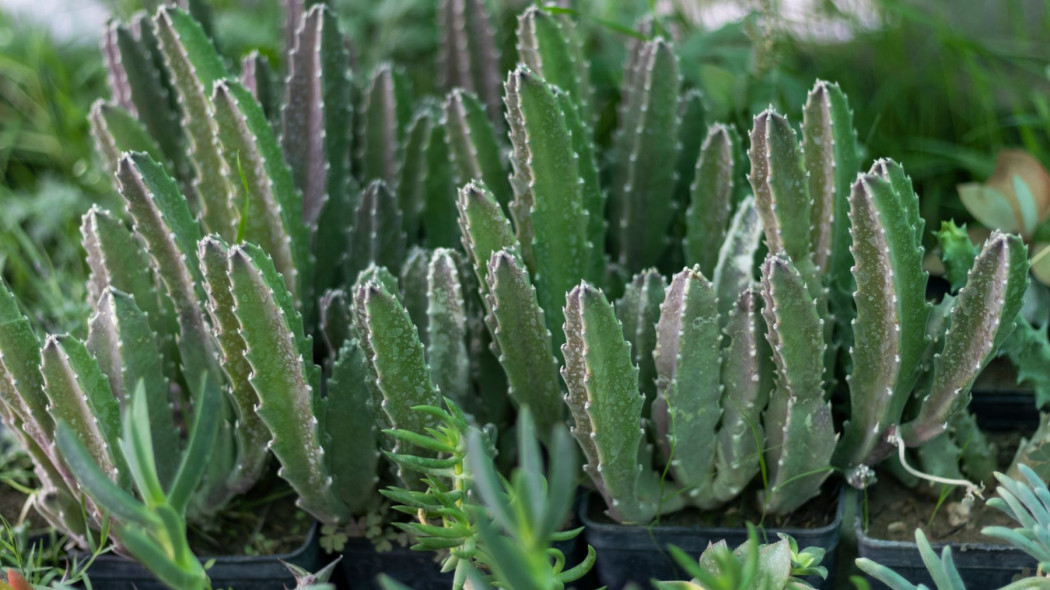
xmin=972 ymin=358 xmax=1023 ymax=392
xmin=0 ymin=483 xmax=46 ymax=530
xmin=586 ymin=481 xmax=840 ymax=532
xmin=864 ymin=431 xmax=1026 ymax=544
xmin=185 ymin=484 xmax=313 ymax=557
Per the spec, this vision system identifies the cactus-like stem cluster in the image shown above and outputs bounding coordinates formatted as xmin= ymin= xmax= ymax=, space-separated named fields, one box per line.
xmin=612 ymin=39 xmax=680 ymax=272
xmin=562 ymin=283 xmax=669 ymax=524
xmin=3 ymin=3 xmax=1036 ymax=551
xmin=547 ymin=68 xmax=1030 ymax=520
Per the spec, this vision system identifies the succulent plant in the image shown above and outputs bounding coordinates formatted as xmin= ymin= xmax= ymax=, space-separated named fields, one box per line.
xmin=56 ymin=380 xmax=219 ymax=590
xmin=93 ymin=1 xmax=449 ymax=312
xmin=0 ymin=1 xmax=465 ymax=554
xmin=437 ymin=0 xmax=502 ymax=124
xmin=6 ymin=5 xmax=1034 ymax=578
xmin=380 ymin=403 xmax=594 ymax=590
xmin=945 ymin=151 xmax=1050 ymax=411
xmin=461 ymin=61 xmax=1029 ymax=521
xmin=653 ymin=524 xmax=828 ymax=590
xmin=744 ymin=86 xmax=1029 ymax=493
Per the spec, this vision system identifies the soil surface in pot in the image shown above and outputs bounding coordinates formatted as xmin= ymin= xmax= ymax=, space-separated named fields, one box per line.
xmin=185 ymin=480 xmax=313 ymax=557
xmin=864 ymin=432 xmax=1026 ymax=544
xmin=587 ymin=482 xmax=840 ymax=530
xmin=972 ymin=358 xmax=1025 ymax=392
xmin=0 ymin=482 xmax=46 ymax=530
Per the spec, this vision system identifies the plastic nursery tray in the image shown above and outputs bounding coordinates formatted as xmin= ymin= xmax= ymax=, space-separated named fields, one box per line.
xmin=580 ymin=490 xmax=845 ymax=590
xmin=72 ymin=522 xmax=322 ymax=590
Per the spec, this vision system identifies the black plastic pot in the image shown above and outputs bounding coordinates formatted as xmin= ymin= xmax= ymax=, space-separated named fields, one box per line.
xmin=74 ymin=522 xmax=323 ymax=590
xmin=969 ymin=389 xmax=1038 ymax=431
xmin=854 ymin=514 xmax=1037 ymax=589
xmin=338 ymin=535 xmax=586 ymax=588
xmin=854 ymin=389 xmax=1039 ymax=589
xmin=338 ymin=538 xmax=452 ymax=590
xmin=579 ymin=491 xmax=845 ymax=590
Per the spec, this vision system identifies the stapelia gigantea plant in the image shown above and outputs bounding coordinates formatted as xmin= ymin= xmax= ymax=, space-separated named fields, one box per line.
xmin=0 ymin=0 xmax=471 ymax=550
xmin=747 ymin=97 xmax=1029 ymax=493
xmin=443 ymin=8 xmax=1029 ymax=524
xmin=86 ymin=1 xmax=521 ymax=550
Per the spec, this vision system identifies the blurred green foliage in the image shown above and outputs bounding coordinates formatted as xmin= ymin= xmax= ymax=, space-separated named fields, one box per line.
xmin=777 ymin=0 xmax=1050 ymax=240
xmin=0 ymin=10 xmax=108 ymax=196
xmin=0 ymin=9 xmax=108 ymax=333
xmin=4 ymin=0 xmax=1050 ymax=330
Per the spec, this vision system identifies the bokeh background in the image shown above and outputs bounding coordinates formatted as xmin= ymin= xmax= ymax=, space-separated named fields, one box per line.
xmin=2 ymin=0 xmax=1049 ymax=330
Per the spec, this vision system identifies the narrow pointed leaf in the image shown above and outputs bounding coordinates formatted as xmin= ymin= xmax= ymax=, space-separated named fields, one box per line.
xmin=87 ymin=290 xmax=179 ymax=489
xmin=198 ymin=236 xmax=270 ymax=493
xmin=486 ymin=249 xmax=564 ymax=436
xmin=154 ymin=6 xmax=235 ymax=237
xmin=228 ymin=244 xmax=347 ymax=523
xmin=55 ymin=422 xmax=154 ymax=527
xmin=212 ymin=79 xmax=310 ymax=309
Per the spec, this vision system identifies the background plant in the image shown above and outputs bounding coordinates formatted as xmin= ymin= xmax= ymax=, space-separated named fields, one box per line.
xmin=653 ymin=524 xmax=828 ymax=590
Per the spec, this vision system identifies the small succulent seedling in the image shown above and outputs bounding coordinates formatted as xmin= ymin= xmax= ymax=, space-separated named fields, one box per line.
xmin=653 ymin=524 xmax=828 ymax=590
xmin=381 ymin=403 xmax=594 ymax=590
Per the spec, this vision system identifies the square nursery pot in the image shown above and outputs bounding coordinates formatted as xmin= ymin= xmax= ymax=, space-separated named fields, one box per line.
xmin=72 ymin=521 xmax=323 ymax=590
xmin=856 ymin=388 xmax=1039 ymax=590
xmin=854 ymin=514 xmax=1037 ymax=589
xmin=338 ymin=538 xmax=453 ymax=590
xmin=580 ymin=490 xmax=845 ymax=590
